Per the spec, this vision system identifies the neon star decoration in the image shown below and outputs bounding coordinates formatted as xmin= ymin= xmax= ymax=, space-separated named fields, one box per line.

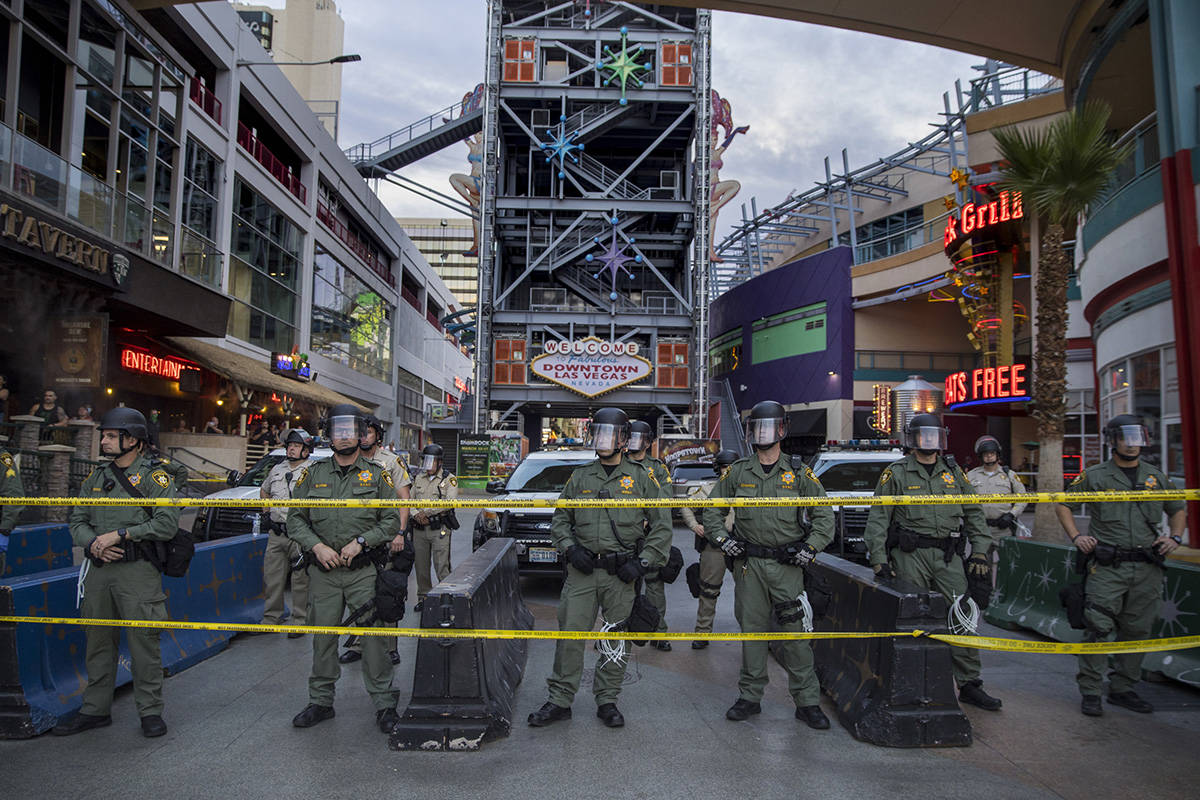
xmin=586 ymin=215 xmax=642 ymax=301
xmin=538 ymin=115 xmax=584 ymax=179
xmin=596 ymin=26 xmax=650 ymax=105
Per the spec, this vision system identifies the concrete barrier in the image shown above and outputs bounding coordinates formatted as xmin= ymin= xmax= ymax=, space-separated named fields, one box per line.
xmin=987 ymin=536 xmax=1200 ymax=687
xmin=789 ymin=556 xmax=972 ymax=747
xmin=390 ymin=537 xmax=533 ymax=751
xmin=0 ymin=534 xmax=266 ymax=738
xmin=1 ymin=524 xmax=75 ymax=580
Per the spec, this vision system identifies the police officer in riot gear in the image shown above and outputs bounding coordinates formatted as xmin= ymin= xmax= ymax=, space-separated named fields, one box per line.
xmin=410 ymin=443 xmax=458 ymax=609
xmin=56 ymin=407 xmax=180 ymax=738
xmin=703 ymin=401 xmax=835 ymax=729
xmin=528 ymin=407 xmax=672 ymax=729
xmin=966 ymin=435 xmax=1028 ymax=534
xmin=863 ymin=413 xmax=1002 ymax=711
xmin=625 ymin=419 xmax=676 ymax=651
xmin=1056 ymin=414 xmax=1185 ymax=716
xmin=681 ymin=449 xmax=738 ymax=648
xmin=260 ymin=429 xmax=313 ymax=636
xmin=288 ymin=404 xmax=403 ymax=732
xmin=340 ymin=414 xmax=411 ymax=665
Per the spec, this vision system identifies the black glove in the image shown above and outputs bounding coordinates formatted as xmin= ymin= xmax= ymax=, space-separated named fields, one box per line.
xmin=873 ymin=563 xmax=896 ymax=579
xmin=788 ymin=543 xmax=818 ymax=567
xmin=965 ymin=554 xmax=992 ymax=609
xmin=998 ymin=512 xmax=1017 ymax=531
xmin=717 ymin=537 xmax=744 ymax=557
xmin=566 ymin=544 xmax=595 ymax=575
xmin=966 ymin=554 xmax=991 ymax=578
xmin=616 ymin=558 xmax=647 ymax=584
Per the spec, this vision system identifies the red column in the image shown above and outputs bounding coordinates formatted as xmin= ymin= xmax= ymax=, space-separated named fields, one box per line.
xmin=1161 ymin=149 xmax=1200 ymax=544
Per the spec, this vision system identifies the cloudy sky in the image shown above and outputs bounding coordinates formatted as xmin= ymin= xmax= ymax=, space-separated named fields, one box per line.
xmin=326 ymin=1 xmax=983 ymax=240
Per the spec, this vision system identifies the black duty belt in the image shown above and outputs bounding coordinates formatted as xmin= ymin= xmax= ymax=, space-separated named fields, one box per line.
xmin=986 ymin=518 xmax=1005 ymax=527
xmin=730 ymin=538 xmax=808 ymax=563
xmin=593 ymin=551 xmax=637 ymax=574
xmin=886 ymin=526 xmax=966 ymax=564
xmin=1092 ymin=543 xmax=1164 ymax=567
xmin=269 ymin=521 xmax=288 ymax=536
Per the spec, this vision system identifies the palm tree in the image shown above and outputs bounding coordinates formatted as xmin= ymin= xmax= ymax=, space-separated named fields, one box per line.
xmin=992 ymin=102 xmax=1132 ymax=540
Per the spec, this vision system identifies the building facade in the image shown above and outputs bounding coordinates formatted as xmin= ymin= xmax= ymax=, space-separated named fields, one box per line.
xmin=395 ymin=216 xmax=478 ymax=310
xmin=0 ymin=0 xmax=468 ymax=454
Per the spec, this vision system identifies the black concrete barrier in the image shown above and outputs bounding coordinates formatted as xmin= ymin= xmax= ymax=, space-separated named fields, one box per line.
xmin=772 ymin=556 xmax=971 ymax=747
xmin=390 ymin=537 xmax=533 ymax=751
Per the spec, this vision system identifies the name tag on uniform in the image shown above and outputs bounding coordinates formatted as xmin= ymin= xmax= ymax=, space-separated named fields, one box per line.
xmin=579 ymin=489 xmax=593 ymax=495
xmin=739 ymin=483 xmax=756 ymax=488
xmin=313 ymin=483 xmax=330 ymax=489
xmin=907 ymin=485 xmax=922 ymax=490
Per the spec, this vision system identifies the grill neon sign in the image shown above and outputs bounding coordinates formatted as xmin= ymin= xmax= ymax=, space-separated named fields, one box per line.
xmin=943 ymin=190 xmax=1024 ymax=249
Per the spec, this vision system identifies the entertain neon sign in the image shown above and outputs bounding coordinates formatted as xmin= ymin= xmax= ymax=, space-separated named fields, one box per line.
xmin=120 ymin=348 xmax=188 ymax=381
xmin=943 ymin=190 xmax=1024 ymax=249
xmin=944 ymin=363 xmax=1029 ymax=409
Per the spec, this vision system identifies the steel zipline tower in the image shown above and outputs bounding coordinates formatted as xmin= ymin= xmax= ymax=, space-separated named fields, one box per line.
xmin=473 ymin=0 xmax=711 ymax=440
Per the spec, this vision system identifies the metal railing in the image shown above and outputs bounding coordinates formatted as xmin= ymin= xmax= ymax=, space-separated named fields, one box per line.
xmin=849 ymin=210 xmax=953 ymax=265
xmin=188 ymin=76 xmax=223 ymax=125
xmin=316 ymin=199 xmax=393 ymax=285
xmin=961 ymin=65 xmax=1063 ymax=113
xmin=236 ymin=121 xmax=307 ymax=204
xmin=855 ymin=350 xmax=977 ymax=372
xmin=343 ymin=96 xmax=479 ymax=164
xmin=1092 ymin=112 xmax=1159 ymax=211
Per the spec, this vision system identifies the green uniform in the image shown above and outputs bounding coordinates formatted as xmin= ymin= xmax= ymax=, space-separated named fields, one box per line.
xmin=68 ymin=456 xmax=180 ymax=718
xmin=1 ymin=449 xmax=26 ymax=579
xmin=288 ymin=456 xmax=401 ymax=711
xmin=634 ymin=455 xmax=673 ymax=633
xmin=863 ymin=453 xmax=991 ymax=685
xmin=703 ymin=457 xmax=834 ymax=706
xmin=1061 ymin=459 xmax=1184 ymax=696
xmin=546 ymin=457 xmax=671 ymax=708
xmin=261 ymin=458 xmax=311 ymax=625
xmin=410 ymin=469 xmax=459 ymax=599
xmin=680 ymin=480 xmax=733 ymax=633
xmin=152 ymin=456 xmax=190 ymax=492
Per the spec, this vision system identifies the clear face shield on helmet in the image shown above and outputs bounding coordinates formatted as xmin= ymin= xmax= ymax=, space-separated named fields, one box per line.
xmin=328 ymin=415 xmax=361 ymax=443
xmin=745 ymin=417 xmax=786 ymax=447
xmin=589 ymin=423 xmax=626 ymax=455
xmin=1110 ymin=424 xmax=1150 ymax=448
xmin=627 ymin=430 xmax=650 ymax=452
xmin=421 ymin=454 xmax=438 ymax=472
xmin=907 ymin=425 xmax=948 ymax=451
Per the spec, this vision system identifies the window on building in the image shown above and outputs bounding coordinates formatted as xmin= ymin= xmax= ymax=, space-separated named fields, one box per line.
xmin=493 ymin=338 xmax=526 ymax=385
xmin=660 ymin=42 xmax=692 ymax=86
xmin=656 ymin=341 xmax=689 ymax=388
xmin=1100 ymin=347 xmax=1177 ymax=469
xmin=311 ymin=244 xmax=394 ymax=384
xmin=178 ymin=139 xmax=221 ymax=286
xmin=750 ymin=303 xmax=827 ymax=365
xmin=839 ymin=206 xmax=923 ymax=262
xmin=228 ymin=177 xmax=301 ymax=351
xmin=503 ymin=38 xmax=536 ymax=82
xmin=17 ymin=33 xmax=66 ymax=151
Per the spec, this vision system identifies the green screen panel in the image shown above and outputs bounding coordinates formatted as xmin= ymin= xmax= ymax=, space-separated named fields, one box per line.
xmin=751 ymin=315 xmax=826 ymax=364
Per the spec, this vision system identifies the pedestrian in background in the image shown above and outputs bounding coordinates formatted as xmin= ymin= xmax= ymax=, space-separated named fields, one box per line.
xmin=29 ymin=389 xmax=68 ymax=427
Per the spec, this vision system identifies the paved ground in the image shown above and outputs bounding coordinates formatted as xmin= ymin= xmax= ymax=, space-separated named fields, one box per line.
xmin=6 ymin=509 xmax=1198 ymax=800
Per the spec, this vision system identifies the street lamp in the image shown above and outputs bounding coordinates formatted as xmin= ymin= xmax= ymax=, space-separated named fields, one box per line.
xmin=237 ymin=54 xmax=362 ymax=67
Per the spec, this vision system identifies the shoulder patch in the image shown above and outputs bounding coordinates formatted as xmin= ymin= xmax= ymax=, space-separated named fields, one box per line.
xmin=880 ymin=468 xmax=892 ymax=485
xmin=448 ymin=475 xmax=457 ymax=487
xmin=1069 ymin=469 xmax=1086 ymax=488
xmin=646 ymin=469 xmax=660 ymax=488
xmin=382 ymin=470 xmax=394 ymax=488
xmin=0 ymin=452 xmax=13 ymax=467
xmin=151 ymin=470 xmax=171 ymax=488
xmin=295 ymin=467 xmax=309 ymax=487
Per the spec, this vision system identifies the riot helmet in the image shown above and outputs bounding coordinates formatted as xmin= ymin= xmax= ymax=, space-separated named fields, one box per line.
xmin=1104 ymin=414 xmax=1150 ymax=449
xmin=627 ymin=420 xmax=654 ymax=453
xmin=974 ymin=435 xmax=1002 ymax=460
xmin=421 ymin=442 xmax=444 ymax=473
xmin=745 ymin=401 xmax=787 ymax=449
xmin=905 ymin=413 xmax=948 ymax=452
xmin=326 ymin=403 xmax=365 ymax=455
xmin=360 ymin=414 xmax=386 ymax=451
xmin=98 ymin=407 xmax=149 ymax=457
xmin=284 ymin=428 xmax=312 ymax=459
xmin=588 ymin=407 xmax=630 ymax=457
xmin=713 ymin=448 xmax=739 ymax=475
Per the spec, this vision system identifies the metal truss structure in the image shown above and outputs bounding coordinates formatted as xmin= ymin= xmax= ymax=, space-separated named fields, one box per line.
xmin=709 ymin=61 xmax=1061 ymax=297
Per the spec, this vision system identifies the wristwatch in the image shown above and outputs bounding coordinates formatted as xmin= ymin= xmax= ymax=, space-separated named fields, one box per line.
xmin=639 ymin=558 xmax=651 ymax=569
xmin=117 ymin=528 xmax=128 ymax=541
xmin=1170 ymin=535 xmax=1183 ymax=545
xmin=355 ymin=536 xmax=367 ymax=547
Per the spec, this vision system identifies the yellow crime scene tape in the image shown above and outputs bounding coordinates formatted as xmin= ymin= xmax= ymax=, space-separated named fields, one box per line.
xmin=1 ymin=616 xmax=1197 ymax=655
xmin=10 ymin=489 xmax=1200 ymax=510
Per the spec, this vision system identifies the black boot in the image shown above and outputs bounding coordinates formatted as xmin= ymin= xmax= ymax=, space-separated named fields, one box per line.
xmin=292 ymin=704 xmax=335 ymax=728
xmin=1108 ymin=691 xmax=1153 ymax=713
xmin=725 ymin=698 xmax=761 ymax=721
xmin=51 ymin=713 xmax=111 ymax=736
xmin=140 ymin=715 xmax=167 ymax=738
xmin=1080 ymin=695 xmax=1103 ymax=716
xmin=959 ymin=680 xmax=1002 ymax=711
xmin=388 ymin=649 xmax=401 ymax=665
xmin=338 ymin=650 xmax=362 ymax=664
xmin=795 ymin=706 xmax=830 ymax=730
xmin=527 ymin=701 xmax=571 ymax=727
xmin=651 ymin=640 xmax=672 ymax=652
xmin=691 ymin=640 xmax=709 ymax=650
xmin=596 ymin=703 xmax=625 ymax=728
xmin=376 ymin=707 xmax=400 ymax=733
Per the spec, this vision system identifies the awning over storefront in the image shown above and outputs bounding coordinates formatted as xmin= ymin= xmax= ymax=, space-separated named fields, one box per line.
xmin=165 ymin=337 xmax=370 ymax=411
